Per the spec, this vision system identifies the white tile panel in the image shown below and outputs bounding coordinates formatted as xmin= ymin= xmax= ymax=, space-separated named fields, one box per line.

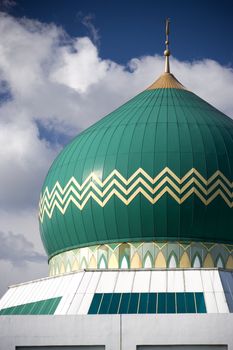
xmin=210 ymin=270 xmax=223 ymax=293
xmin=184 ymin=270 xmax=203 ymax=292
xmin=77 ymin=292 xmax=94 ymax=315
xmin=42 ymin=278 xmax=61 ymax=299
xmin=96 ymin=271 xmax=118 ymax=293
xmin=54 ymin=274 xmax=74 ymax=295
xmin=201 ymin=270 xmax=214 ymax=292
xmin=86 ymin=271 xmax=101 ymax=293
xmin=55 ymin=273 xmax=95 ymax=315
xmin=215 ymin=292 xmax=229 ymax=313
xmin=114 ymin=271 xmax=135 ymax=292
xmin=1 ymin=287 xmax=20 ymax=308
xmin=204 ymin=292 xmax=218 ymax=313
xmin=67 ymin=271 xmax=100 ymax=315
xmin=66 ymin=293 xmax=84 ymax=315
xmin=26 ymin=280 xmax=46 ymax=302
xmin=17 ymin=278 xmax=55 ymax=305
xmin=55 ymin=272 xmax=86 ymax=314
xmin=8 ymin=284 xmax=29 ymax=307
xmin=65 ymin=272 xmax=95 ymax=315
xmin=133 ymin=271 xmax=151 ymax=292
xmin=150 ymin=271 xmax=166 ymax=292
xmin=77 ymin=271 xmax=93 ymax=293
xmin=5 ymin=272 xmax=85 ymax=309
xmin=65 ymin=271 xmax=85 ymax=295
xmin=33 ymin=277 xmax=60 ymax=301
xmin=0 ymin=287 xmax=17 ymax=309
xmin=28 ymin=280 xmax=48 ymax=303
xmin=54 ymin=293 xmax=73 ymax=315
xmin=25 ymin=280 xmax=42 ymax=299
xmin=167 ymin=270 xmax=184 ymax=292
xmin=24 ymin=280 xmax=47 ymax=304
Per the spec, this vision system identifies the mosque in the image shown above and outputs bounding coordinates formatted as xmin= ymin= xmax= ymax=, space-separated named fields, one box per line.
xmin=0 ymin=20 xmax=233 ymax=350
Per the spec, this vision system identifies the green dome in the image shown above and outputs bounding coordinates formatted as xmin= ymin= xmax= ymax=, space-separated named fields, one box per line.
xmin=39 ymin=73 xmax=233 ymax=259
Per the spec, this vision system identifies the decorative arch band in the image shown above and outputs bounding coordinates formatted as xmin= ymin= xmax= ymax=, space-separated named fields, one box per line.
xmin=48 ymin=241 xmax=233 ymax=276
xmin=39 ymin=167 xmax=233 ymax=222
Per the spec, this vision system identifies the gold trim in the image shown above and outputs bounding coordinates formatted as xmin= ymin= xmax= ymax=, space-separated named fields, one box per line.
xmin=39 ymin=167 xmax=233 ymax=222
xmin=180 ymin=252 xmax=191 ymax=268
xmin=155 ymin=252 xmax=166 ymax=268
xmin=204 ymin=253 xmax=214 ymax=268
xmin=226 ymin=256 xmax=233 ymax=269
xmin=108 ymin=254 xmax=118 ymax=268
xmin=131 ymin=252 xmax=142 ymax=268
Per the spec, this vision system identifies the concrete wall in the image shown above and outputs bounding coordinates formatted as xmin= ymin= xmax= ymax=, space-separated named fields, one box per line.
xmin=16 ymin=345 xmax=103 ymax=350
xmin=0 ymin=314 xmax=232 ymax=350
xmin=138 ymin=347 xmax=227 ymax=350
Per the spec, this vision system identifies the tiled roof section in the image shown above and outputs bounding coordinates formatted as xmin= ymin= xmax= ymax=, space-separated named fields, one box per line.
xmin=88 ymin=292 xmax=207 ymax=314
xmin=0 ymin=269 xmax=231 ymax=315
xmin=147 ymin=72 xmax=186 ymax=90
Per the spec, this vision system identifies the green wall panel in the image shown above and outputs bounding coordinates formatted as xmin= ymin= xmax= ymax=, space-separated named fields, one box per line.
xmin=0 ymin=297 xmax=62 ymax=315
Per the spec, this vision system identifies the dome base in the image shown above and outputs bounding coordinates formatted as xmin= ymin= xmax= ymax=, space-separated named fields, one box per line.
xmin=48 ymin=241 xmax=233 ymax=276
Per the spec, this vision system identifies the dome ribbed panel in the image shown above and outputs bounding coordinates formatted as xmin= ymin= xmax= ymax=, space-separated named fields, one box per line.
xmin=39 ymin=88 xmax=233 ymax=258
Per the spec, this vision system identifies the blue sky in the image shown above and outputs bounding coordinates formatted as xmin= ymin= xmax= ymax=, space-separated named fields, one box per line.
xmin=0 ymin=0 xmax=233 ymax=296
xmin=10 ymin=0 xmax=233 ymax=66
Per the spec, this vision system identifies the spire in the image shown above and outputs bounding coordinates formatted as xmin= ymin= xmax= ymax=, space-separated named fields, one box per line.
xmin=147 ymin=18 xmax=186 ymax=90
xmin=164 ymin=18 xmax=171 ymax=73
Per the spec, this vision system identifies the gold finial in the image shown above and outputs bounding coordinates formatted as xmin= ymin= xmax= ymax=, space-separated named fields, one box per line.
xmin=164 ymin=18 xmax=170 ymax=73
xmin=146 ymin=17 xmax=186 ymax=90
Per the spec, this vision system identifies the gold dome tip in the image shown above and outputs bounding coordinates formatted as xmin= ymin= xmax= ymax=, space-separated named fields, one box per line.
xmin=147 ymin=72 xmax=186 ymax=90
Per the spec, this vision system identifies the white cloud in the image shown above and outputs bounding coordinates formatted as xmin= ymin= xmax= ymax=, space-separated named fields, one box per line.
xmin=0 ymin=117 xmax=58 ymax=209
xmin=0 ymin=230 xmax=46 ymax=266
xmin=0 ymin=209 xmax=47 ymax=297
xmin=0 ymin=12 xmax=232 ymax=296
xmin=0 ymin=209 xmax=44 ymax=251
xmin=51 ymin=37 xmax=109 ymax=92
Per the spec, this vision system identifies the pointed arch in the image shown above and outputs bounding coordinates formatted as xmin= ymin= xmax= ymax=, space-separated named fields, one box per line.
xmin=215 ymin=255 xmax=224 ymax=268
xmin=98 ymin=255 xmax=107 ymax=269
xmin=72 ymin=258 xmax=79 ymax=271
xmin=66 ymin=261 xmax=72 ymax=273
xmin=89 ymin=255 xmax=97 ymax=268
xmin=120 ymin=256 xmax=129 ymax=269
xmin=180 ymin=251 xmax=191 ymax=268
xmin=119 ymin=243 xmax=130 ymax=269
xmin=97 ymin=245 xmax=108 ymax=269
xmin=192 ymin=253 xmax=202 ymax=268
xmin=226 ymin=255 xmax=233 ymax=269
xmin=49 ymin=264 xmax=54 ymax=276
xmin=167 ymin=252 xmax=178 ymax=268
xmin=154 ymin=252 xmax=166 ymax=268
xmin=55 ymin=264 xmax=59 ymax=276
xmin=143 ymin=252 xmax=153 ymax=268
xmin=80 ymin=257 xmax=87 ymax=270
xmin=60 ymin=262 xmax=65 ymax=274
xmin=108 ymin=254 xmax=118 ymax=268
xmin=131 ymin=252 xmax=142 ymax=268
xmin=203 ymin=253 xmax=214 ymax=268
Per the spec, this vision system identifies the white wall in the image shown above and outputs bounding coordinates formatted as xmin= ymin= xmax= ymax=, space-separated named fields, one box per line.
xmin=0 ymin=314 xmax=232 ymax=350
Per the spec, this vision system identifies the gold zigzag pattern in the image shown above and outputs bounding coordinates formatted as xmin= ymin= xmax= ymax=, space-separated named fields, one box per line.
xmin=39 ymin=167 xmax=233 ymax=222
